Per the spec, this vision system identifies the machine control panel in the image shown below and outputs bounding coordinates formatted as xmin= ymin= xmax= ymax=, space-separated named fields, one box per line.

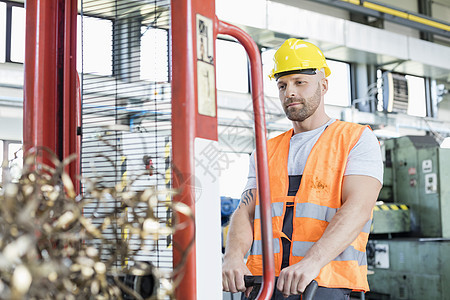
xmin=425 ymin=173 xmax=437 ymax=194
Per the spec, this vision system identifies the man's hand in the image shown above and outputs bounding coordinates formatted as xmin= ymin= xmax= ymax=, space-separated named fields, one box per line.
xmin=222 ymin=256 xmax=253 ymax=297
xmin=276 ymin=258 xmax=320 ymax=298
xmin=222 ymin=188 xmax=256 ymax=297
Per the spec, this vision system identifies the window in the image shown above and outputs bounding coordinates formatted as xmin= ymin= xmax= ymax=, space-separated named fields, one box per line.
xmin=140 ymin=27 xmax=169 ymax=82
xmin=262 ymin=48 xmax=278 ymax=98
xmin=216 ymin=39 xmax=249 ymax=93
xmin=7 ymin=142 xmax=22 ymax=182
xmin=0 ymin=140 xmax=22 ymax=184
xmin=10 ymin=6 xmax=25 ymax=63
xmin=0 ymin=1 xmax=24 ymax=64
xmin=219 ymin=152 xmax=250 ymax=199
xmin=324 ymin=60 xmax=351 ymax=107
xmin=77 ymin=15 xmax=112 ymax=75
xmin=405 ymin=75 xmax=426 ymax=117
xmin=0 ymin=2 xmax=6 ymax=63
xmin=0 ymin=140 xmax=3 ymax=182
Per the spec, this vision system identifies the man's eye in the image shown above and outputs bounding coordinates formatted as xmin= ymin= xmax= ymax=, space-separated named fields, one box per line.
xmin=296 ymin=81 xmax=304 ymax=85
xmin=278 ymin=85 xmax=286 ymax=90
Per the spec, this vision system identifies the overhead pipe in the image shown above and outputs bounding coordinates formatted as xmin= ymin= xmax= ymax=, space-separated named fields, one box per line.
xmin=314 ymin=0 xmax=450 ymax=38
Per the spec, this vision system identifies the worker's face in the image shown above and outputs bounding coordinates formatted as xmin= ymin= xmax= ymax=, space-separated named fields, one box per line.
xmin=276 ymin=73 xmax=327 ymax=122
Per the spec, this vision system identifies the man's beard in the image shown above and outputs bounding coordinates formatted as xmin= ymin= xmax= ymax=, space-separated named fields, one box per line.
xmin=283 ymin=84 xmax=321 ymax=122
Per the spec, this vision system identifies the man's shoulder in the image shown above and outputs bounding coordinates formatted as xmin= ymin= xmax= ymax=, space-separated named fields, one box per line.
xmin=333 ymin=122 xmax=381 ymax=157
xmin=268 ymin=129 xmax=293 ymax=144
xmin=332 ymin=120 xmax=367 ymax=130
xmin=329 ymin=120 xmax=370 ymax=139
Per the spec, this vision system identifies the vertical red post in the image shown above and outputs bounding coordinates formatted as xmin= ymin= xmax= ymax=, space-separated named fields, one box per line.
xmin=24 ymin=0 xmax=79 ymax=190
xmin=171 ymin=0 xmax=218 ymax=299
xmin=24 ymin=1 xmax=59 ymax=158
xmin=171 ymin=0 xmax=197 ymax=299
xmin=62 ymin=0 xmax=80 ymax=192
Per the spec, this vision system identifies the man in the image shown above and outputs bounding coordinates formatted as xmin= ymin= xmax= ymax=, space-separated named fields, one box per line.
xmin=222 ymin=38 xmax=383 ymax=300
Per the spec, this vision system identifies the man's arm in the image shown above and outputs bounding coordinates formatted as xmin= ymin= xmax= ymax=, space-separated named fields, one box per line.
xmin=222 ymin=188 xmax=256 ymax=295
xmin=277 ymin=175 xmax=382 ymax=297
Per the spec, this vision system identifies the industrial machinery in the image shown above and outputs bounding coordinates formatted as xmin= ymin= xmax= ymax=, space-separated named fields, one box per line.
xmin=220 ymin=196 xmax=240 ymax=254
xmin=221 ymin=196 xmax=240 ymax=226
xmin=368 ymin=135 xmax=450 ymax=299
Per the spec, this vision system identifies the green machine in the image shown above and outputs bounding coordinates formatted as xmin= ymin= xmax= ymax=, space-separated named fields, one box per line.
xmin=367 ymin=136 xmax=450 ymax=299
xmin=368 ymin=239 xmax=450 ymax=299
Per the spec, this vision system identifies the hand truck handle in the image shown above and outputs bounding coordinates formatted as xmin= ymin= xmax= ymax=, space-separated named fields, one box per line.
xmin=244 ymin=276 xmax=318 ymax=300
xmin=217 ymin=18 xmax=274 ymax=300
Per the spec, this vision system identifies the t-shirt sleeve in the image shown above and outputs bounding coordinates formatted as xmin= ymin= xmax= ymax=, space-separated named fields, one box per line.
xmin=344 ymin=127 xmax=384 ymax=185
xmin=243 ymin=150 xmax=257 ymax=192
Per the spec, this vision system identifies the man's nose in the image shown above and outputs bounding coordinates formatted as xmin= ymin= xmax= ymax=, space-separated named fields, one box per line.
xmin=285 ymin=84 xmax=296 ymax=99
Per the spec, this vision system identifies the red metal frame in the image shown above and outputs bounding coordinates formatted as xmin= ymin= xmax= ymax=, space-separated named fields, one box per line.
xmin=24 ymin=0 xmax=79 ymax=190
xmin=171 ymin=0 xmax=198 ymax=298
xmin=24 ymin=1 xmax=59 ymax=159
xmin=62 ymin=0 xmax=80 ymax=193
xmin=171 ymin=0 xmax=274 ymax=298
xmin=216 ymin=19 xmax=275 ymax=300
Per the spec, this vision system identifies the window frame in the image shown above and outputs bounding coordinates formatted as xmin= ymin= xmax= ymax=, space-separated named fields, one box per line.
xmin=324 ymin=59 xmax=352 ymax=107
xmin=1 ymin=139 xmax=22 ymax=184
xmin=139 ymin=25 xmax=170 ymax=83
xmin=215 ymin=37 xmax=250 ymax=94
xmin=0 ymin=0 xmax=24 ymax=64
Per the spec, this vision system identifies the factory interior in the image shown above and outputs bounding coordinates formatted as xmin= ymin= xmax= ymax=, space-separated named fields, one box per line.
xmin=0 ymin=0 xmax=449 ymax=299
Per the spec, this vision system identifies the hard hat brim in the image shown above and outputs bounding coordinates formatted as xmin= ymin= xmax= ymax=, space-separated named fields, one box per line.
xmin=270 ymin=66 xmax=331 ymax=80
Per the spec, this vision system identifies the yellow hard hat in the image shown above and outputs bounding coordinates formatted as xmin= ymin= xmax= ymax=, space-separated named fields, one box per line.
xmin=269 ymin=38 xmax=331 ymax=80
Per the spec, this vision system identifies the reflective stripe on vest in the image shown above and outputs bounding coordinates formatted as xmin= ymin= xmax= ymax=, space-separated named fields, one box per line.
xmin=361 ymin=219 xmax=372 ymax=233
xmin=254 ymin=203 xmax=284 ymax=220
xmin=250 ymin=238 xmax=281 ymax=255
xmin=295 ymin=202 xmax=337 ymax=222
xmin=294 ymin=203 xmax=372 ymax=232
xmin=292 ymin=242 xmax=367 ymax=266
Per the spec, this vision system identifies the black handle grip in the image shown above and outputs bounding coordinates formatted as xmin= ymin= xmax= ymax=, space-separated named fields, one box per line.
xmin=302 ymin=280 xmax=318 ymax=300
xmin=244 ymin=275 xmax=263 ymax=287
xmin=244 ymin=276 xmax=318 ymax=300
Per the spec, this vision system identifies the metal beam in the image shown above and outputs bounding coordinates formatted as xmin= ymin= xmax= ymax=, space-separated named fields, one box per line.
xmin=311 ymin=0 xmax=450 ymax=39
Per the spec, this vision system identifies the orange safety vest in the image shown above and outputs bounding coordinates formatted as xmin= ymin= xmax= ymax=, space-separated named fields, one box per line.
xmin=246 ymin=120 xmax=372 ymax=291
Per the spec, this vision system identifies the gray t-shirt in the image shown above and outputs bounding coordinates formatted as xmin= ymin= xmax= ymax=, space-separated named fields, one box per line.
xmin=244 ymin=119 xmax=383 ymax=192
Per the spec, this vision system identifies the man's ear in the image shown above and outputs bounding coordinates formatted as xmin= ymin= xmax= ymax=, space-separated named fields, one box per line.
xmin=321 ymin=77 xmax=328 ymax=95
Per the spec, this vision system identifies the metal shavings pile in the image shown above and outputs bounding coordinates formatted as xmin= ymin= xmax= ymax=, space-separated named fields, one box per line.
xmin=0 ymin=147 xmax=192 ymax=300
